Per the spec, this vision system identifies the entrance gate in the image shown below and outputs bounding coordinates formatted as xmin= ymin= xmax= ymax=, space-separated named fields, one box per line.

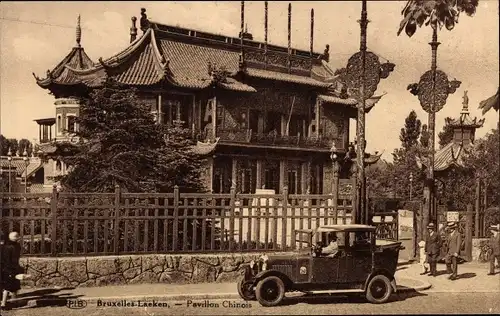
xmin=436 ymin=205 xmax=473 ymax=262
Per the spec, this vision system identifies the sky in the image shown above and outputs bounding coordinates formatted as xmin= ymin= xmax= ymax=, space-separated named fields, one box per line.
xmin=0 ymin=1 xmax=498 ymax=161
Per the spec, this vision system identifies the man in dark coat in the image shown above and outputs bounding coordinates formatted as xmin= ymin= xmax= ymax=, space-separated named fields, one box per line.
xmin=488 ymin=224 xmax=500 ymax=275
xmin=425 ymin=222 xmax=441 ymax=277
xmin=445 ymin=222 xmax=461 ymax=280
xmin=1 ymin=232 xmax=23 ymax=309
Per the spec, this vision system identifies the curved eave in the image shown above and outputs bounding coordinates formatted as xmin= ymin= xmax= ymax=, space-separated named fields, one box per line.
xmin=190 ymin=139 xmax=219 ymax=155
xmin=319 ymin=93 xmax=386 ymax=113
xmin=245 ymin=68 xmax=332 ymax=88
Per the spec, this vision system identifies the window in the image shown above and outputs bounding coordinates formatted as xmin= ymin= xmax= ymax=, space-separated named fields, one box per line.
xmin=264 ymin=160 xmax=280 ymax=193
xmin=161 ymin=95 xmax=191 ymax=127
xmin=249 ymin=109 xmax=260 ymax=134
xmin=55 ymin=160 xmax=62 ymax=172
xmin=67 ymin=116 xmax=77 ymax=133
xmin=289 ymin=114 xmax=307 ymax=137
xmin=265 ymin=111 xmax=281 ymax=135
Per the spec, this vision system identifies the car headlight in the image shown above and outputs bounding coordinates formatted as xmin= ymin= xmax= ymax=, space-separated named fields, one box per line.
xmin=260 ymin=255 xmax=269 ymax=271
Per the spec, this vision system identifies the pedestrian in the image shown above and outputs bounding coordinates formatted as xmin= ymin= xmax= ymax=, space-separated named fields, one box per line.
xmin=445 ymin=222 xmax=461 ymax=280
xmin=487 ymin=224 xmax=500 ymax=276
xmin=424 ymin=222 xmax=441 ymax=277
xmin=418 ymin=240 xmax=429 ymax=275
xmin=1 ymin=232 xmax=23 ymax=309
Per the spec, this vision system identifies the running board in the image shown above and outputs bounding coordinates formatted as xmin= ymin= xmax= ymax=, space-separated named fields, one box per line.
xmin=302 ymin=289 xmax=365 ymax=295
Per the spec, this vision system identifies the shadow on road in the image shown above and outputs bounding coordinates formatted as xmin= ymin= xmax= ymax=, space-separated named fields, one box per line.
xmin=456 ymin=272 xmax=476 ymax=279
xmin=3 ymin=287 xmax=83 ymax=310
xmin=279 ymin=291 xmax=427 ymax=306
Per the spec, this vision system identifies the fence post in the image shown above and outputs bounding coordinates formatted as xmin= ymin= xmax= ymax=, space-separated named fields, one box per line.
xmin=113 ymin=184 xmax=121 ymax=255
xmin=281 ymin=186 xmax=288 ymax=250
xmin=475 ymin=176 xmax=480 ymax=238
xmin=172 ymin=185 xmax=179 ymax=251
xmin=50 ymin=184 xmax=58 ymax=256
xmin=229 ymin=185 xmax=236 ymax=251
xmin=465 ymin=204 xmax=473 ymax=262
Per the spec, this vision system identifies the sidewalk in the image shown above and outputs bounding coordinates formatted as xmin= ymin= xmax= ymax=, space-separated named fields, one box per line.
xmin=11 ymin=266 xmax=431 ymax=306
xmin=399 ymin=262 xmax=500 ymax=293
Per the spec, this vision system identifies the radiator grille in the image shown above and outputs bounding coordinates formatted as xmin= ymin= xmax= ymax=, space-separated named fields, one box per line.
xmin=272 ymin=264 xmax=293 ymax=276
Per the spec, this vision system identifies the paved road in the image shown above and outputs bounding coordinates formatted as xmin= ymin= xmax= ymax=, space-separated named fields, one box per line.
xmin=2 ymin=292 xmax=499 ymax=315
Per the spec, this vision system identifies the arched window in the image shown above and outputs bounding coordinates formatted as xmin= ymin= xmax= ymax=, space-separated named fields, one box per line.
xmin=56 ymin=160 xmax=62 ymax=172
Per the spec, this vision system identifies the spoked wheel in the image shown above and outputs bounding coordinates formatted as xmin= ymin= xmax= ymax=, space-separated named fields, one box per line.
xmin=366 ymin=275 xmax=393 ymax=304
xmin=237 ymin=277 xmax=256 ymax=301
xmin=255 ymin=276 xmax=285 ymax=307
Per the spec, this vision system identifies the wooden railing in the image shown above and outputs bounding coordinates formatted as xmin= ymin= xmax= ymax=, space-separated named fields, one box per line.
xmin=0 ymin=186 xmax=354 ymax=257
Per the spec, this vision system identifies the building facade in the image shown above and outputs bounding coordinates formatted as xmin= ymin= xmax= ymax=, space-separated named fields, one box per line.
xmin=33 ymin=8 xmax=383 ymax=195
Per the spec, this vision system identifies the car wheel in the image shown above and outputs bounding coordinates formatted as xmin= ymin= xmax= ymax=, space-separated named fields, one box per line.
xmin=366 ymin=275 xmax=393 ymax=304
xmin=255 ymin=276 xmax=285 ymax=307
xmin=237 ymin=277 xmax=256 ymax=301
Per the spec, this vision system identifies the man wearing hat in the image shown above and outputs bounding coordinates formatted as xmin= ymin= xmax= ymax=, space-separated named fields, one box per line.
xmin=445 ymin=222 xmax=461 ymax=280
xmin=1 ymin=232 xmax=23 ymax=309
xmin=487 ymin=224 xmax=500 ymax=275
xmin=424 ymin=222 xmax=441 ymax=276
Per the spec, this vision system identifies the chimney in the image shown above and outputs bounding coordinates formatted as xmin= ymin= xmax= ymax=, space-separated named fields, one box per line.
xmin=130 ymin=16 xmax=138 ymax=43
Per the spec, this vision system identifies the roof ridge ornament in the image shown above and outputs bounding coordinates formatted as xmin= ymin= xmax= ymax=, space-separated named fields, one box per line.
xmin=76 ymin=15 xmax=82 ymax=47
xmin=140 ymin=8 xmax=150 ymax=34
xmin=130 ymin=16 xmax=138 ymax=43
xmin=461 ymin=90 xmax=469 ymax=113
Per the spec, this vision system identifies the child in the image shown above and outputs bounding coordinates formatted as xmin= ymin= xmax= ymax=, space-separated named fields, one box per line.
xmin=418 ymin=240 xmax=430 ymax=275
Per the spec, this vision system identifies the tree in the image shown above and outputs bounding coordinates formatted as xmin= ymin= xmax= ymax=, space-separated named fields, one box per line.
xmin=55 ymin=78 xmax=205 ymax=193
xmin=438 ymin=117 xmax=454 ymax=148
xmin=390 ymin=111 xmax=427 ymax=200
xmin=397 ymin=0 xmax=479 ymax=37
xmin=399 ymin=110 xmax=422 ymax=150
xmin=18 ymin=139 xmax=33 ymax=157
xmin=7 ymin=139 xmax=18 ymax=156
xmin=0 ymin=134 xmax=8 ymax=155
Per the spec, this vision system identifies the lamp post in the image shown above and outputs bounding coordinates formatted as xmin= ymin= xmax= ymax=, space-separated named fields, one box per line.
xmin=409 ymin=172 xmax=413 ymax=201
xmin=339 ymin=0 xmax=394 ymax=224
xmin=7 ymin=149 xmax=12 ymax=193
xmin=330 ymin=144 xmax=340 ymax=224
xmin=406 ymin=28 xmax=461 ymax=229
xmin=23 ymin=149 xmax=29 ymax=193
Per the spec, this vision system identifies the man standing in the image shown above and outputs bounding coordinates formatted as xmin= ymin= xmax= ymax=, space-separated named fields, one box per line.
xmin=425 ymin=223 xmax=441 ymax=277
xmin=445 ymin=222 xmax=461 ymax=280
xmin=487 ymin=224 xmax=500 ymax=276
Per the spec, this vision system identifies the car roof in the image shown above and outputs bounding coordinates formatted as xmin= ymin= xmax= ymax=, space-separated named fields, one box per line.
xmin=316 ymin=224 xmax=376 ymax=233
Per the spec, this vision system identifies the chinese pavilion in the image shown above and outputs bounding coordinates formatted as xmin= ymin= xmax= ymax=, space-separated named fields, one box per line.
xmin=33 ymin=5 xmax=384 ymax=196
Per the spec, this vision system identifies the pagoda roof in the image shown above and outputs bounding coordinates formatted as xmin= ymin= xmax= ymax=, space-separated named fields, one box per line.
xmin=416 ymin=142 xmax=469 ymax=172
xmin=34 ymin=19 xmax=336 ymax=93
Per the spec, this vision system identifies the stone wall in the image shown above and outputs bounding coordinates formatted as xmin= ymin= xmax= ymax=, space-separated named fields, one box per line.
xmin=19 ymin=253 xmax=274 ymax=288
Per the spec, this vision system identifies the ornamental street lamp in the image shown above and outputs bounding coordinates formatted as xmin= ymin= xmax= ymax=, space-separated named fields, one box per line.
xmin=23 ymin=149 xmax=29 ymax=193
xmin=409 ymin=172 xmax=413 ymax=201
xmin=406 ymin=27 xmax=461 ymax=229
xmin=7 ymin=149 xmax=12 ymax=193
xmin=339 ymin=0 xmax=395 ymax=224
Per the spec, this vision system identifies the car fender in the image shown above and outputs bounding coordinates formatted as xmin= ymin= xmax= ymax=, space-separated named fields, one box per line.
xmin=364 ymin=269 xmax=397 ymax=293
xmin=253 ymin=270 xmax=292 ymax=288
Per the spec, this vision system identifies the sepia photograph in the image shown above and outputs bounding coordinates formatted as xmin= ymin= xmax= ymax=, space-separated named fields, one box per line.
xmin=0 ymin=1 xmax=499 ymax=315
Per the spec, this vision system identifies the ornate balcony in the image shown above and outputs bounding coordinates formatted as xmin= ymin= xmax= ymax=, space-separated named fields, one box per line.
xmin=213 ymin=128 xmax=344 ymax=151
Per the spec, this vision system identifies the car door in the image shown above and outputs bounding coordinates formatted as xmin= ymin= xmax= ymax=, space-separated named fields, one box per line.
xmin=348 ymin=231 xmax=373 ymax=285
xmin=311 ymin=256 xmax=342 ymax=284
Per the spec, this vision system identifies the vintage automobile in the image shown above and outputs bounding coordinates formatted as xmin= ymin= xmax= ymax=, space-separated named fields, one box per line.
xmin=237 ymin=224 xmax=403 ymax=307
